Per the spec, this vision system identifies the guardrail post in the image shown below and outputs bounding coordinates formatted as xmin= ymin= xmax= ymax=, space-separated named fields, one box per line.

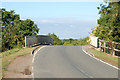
xmin=104 ymin=42 xmax=106 ymax=53
xmin=25 ymin=36 xmax=27 ymax=47
xmin=112 ymin=42 xmax=115 ymax=56
xmin=99 ymin=41 xmax=102 ymax=51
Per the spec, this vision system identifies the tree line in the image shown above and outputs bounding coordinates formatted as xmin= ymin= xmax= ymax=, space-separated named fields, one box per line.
xmin=91 ymin=1 xmax=120 ymax=43
xmin=62 ymin=37 xmax=89 ymax=46
xmin=47 ymin=33 xmax=89 ymax=46
xmin=1 ymin=8 xmax=39 ymax=51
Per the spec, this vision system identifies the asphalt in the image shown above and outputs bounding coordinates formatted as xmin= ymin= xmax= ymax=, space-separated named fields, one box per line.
xmin=33 ymin=46 xmax=118 ymax=78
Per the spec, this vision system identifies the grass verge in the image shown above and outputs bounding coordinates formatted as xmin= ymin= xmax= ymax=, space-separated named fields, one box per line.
xmin=1 ymin=47 xmax=36 ymax=77
xmin=88 ymin=48 xmax=119 ymax=67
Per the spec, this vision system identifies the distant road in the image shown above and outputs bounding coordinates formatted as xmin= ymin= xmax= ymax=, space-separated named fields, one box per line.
xmin=33 ymin=46 xmax=118 ymax=78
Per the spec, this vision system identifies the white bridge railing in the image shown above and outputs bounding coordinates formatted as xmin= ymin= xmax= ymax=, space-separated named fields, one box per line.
xmin=89 ymin=36 xmax=99 ymax=48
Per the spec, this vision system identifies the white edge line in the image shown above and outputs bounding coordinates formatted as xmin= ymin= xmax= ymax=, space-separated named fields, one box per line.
xmin=32 ymin=46 xmax=47 ymax=79
xmin=82 ymin=46 xmax=120 ymax=70
xmin=32 ymin=46 xmax=47 ymax=63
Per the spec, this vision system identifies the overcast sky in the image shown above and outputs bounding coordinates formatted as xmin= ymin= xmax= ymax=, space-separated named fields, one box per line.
xmin=2 ymin=2 xmax=103 ymax=39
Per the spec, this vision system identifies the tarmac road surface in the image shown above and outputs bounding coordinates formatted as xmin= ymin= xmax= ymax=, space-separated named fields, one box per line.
xmin=33 ymin=46 xmax=118 ymax=78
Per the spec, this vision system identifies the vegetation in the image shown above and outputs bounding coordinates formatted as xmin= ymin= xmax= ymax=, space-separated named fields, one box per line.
xmin=48 ymin=33 xmax=62 ymax=45
xmin=47 ymin=33 xmax=89 ymax=46
xmin=62 ymin=37 xmax=89 ymax=46
xmin=2 ymin=47 xmax=35 ymax=73
xmin=1 ymin=8 xmax=39 ymax=51
xmin=88 ymin=48 xmax=118 ymax=67
xmin=91 ymin=1 xmax=120 ymax=42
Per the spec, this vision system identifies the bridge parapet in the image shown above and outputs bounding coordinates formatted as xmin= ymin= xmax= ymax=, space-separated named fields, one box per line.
xmin=25 ymin=35 xmax=53 ymax=47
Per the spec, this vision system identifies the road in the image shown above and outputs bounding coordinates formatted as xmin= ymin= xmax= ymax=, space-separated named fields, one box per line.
xmin=33 ymin=46 xmax=118 ymax=78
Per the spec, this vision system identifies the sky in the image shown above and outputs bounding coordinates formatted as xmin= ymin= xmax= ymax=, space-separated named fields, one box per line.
xmin=2 ymin=2 xmax=103 ymax=39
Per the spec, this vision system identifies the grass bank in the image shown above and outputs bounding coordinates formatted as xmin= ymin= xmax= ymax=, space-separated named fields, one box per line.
xmin=1 ymin=47 xmax=36 ymax=77
xmin=88 ymin=48 xmax=119 ymax=67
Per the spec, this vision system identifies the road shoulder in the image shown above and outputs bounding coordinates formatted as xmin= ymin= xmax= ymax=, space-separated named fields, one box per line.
xmin=4 ymin=54 xmax=33 ymax=78
xmin=3 ymin=46 xmax=42 ymax=78
xmin=82 ymin=45 xmax=119 ymax=69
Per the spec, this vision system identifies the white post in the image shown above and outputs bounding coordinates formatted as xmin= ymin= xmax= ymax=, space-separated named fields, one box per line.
xmin=25 ymin=36 xmax=27 ymax=47
xmin=104 ymin=42 xmax=106 ymax=53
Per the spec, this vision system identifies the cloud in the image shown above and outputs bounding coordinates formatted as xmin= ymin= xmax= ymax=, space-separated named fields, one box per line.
xmin=36 ymin=18 xmax=97 ymax=39
xmin=69 ymin=25 xmax=76 ymax=28
xmin=32 ymin=18 xmax=97 ymax=25
xmin=33 ymin=19 xmax=65 ymax=24
xmin=39 ymin=20 xmax=53 ymax=23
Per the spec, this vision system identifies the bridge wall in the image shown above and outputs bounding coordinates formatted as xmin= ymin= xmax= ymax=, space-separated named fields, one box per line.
xmin=25 ymin=35 xmax=53 ymax=47
xmin=90 ymin=36 xmax=99 ymax=48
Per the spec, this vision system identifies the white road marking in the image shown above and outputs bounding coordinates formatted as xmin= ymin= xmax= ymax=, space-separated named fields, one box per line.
xmin=82 ymin=46 xmax=120 ymax=70
xmin=32 ymin=46 xmax=47 ymax=79
xmin=32 ymin=46 xmax=47 ymax=63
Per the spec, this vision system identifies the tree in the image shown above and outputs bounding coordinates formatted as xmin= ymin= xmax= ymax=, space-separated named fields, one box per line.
xmin=92 ymin=1 xmax=120 ymax=42
xmin=48 ymin=33 xmax=62 ymax=45
xmin=17 ymin=19 xmax=39 ymax=46
xmin=1 ymin=8 xmax=39 ymax=51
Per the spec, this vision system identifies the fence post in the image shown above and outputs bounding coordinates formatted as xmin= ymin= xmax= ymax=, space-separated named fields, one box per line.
xmin=104 ymin=42 xmax=106 ymax=53
xmin=112 ymin=42 xmax=115 ymax=56
xmin=99 ymin=41 xmax=102 ymax=51
xmin=25 ymin=36 xmax=27 ymax=47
